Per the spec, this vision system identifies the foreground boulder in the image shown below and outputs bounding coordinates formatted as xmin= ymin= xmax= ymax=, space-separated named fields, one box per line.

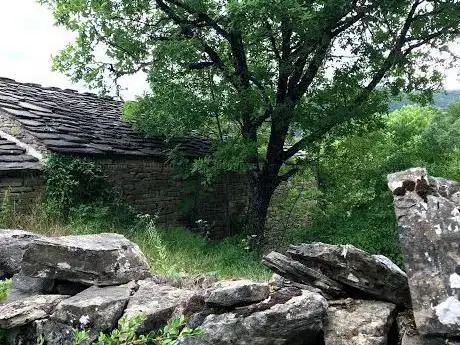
xmin=0 ymin=229 xmax=41 ymax=279
xmin=179 ymin=289 xmax=327 ymax=345
xmin=324 ymin=299 xmax=397 ymax=345
xmin=388 ymin=168 xmax=460 ymax=336
xmin=21 ymin=233 xmax=151 ymax=286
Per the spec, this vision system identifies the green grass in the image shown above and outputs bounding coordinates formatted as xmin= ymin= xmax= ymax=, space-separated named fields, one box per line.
xmin=132 ymin=224 xmax=270 ymax=280
xmin=3 ymin=203 xmax=270 ymax=281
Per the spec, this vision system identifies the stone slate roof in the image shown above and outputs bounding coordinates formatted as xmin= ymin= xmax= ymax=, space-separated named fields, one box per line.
xmin=0 ymin=137 xmax=41 ymax=171
xmin=0 ymin=77 xmax=211 ymax=158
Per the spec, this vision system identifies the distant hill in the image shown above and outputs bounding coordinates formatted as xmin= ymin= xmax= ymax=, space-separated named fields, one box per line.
xmin=390 ymin=90 xmax=460 ymax=110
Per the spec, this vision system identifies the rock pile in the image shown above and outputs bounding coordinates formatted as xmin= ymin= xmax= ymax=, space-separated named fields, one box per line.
xmin=2 ymin=168 xmax=460 ymax=345
xmin=0 ymin=232 xmax=326 ymax=345
xmin=263 ymin=243 xmax=408 ymax=345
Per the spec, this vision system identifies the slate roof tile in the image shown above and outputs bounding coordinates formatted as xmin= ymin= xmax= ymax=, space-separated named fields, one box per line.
xmin=0 ymin=137 xmax=41 ymax=171
xmin=0 ymin=77 xmax=211 ymax=158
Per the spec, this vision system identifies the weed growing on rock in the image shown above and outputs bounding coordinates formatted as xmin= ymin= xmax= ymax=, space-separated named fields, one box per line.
xmin=0 ymin=278 xmax=11 ymax=302
xmin=72 ymin=315 xmax=202 ymax=345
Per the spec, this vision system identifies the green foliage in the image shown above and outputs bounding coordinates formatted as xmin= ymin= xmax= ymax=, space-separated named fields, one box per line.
xmin=72 ymin=315 xmax=202 ymax=345
xmin=40 ymin=0 xmax=460 ymax=237
xmin=0 ymin=279 xmax=12 ymax=302
xmin=43 ymin=155 xmax=108 ymax=218
xmin=298 ymin=103 xmax=460 ymax=265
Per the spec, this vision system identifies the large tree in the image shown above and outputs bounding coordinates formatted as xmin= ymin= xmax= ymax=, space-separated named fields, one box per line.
xmin=41 ymin=0 xmax=459 ymax=243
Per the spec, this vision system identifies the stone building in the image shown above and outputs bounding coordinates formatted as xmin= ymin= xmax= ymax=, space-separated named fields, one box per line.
xmin=0 ymin=77 xmax=247 ymax=238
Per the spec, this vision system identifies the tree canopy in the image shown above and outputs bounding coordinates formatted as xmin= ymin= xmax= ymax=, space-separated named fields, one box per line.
xmin=41 ymin=0 xmax=460 ymax=241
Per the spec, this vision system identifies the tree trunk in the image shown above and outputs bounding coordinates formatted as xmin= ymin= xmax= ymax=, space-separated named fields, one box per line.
xmin=246 ymin=173 xmax=278 ymax=249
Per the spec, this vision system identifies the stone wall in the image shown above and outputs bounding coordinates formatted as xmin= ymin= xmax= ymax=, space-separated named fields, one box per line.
xmin=0 ymin=170 xmax=43 ymax=214
xmin=96 ymin=157 xmax=248 ymax=238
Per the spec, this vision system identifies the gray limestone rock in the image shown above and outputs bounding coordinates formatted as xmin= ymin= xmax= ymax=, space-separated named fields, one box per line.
xmin=388 ymin=168 xmax=460 ymax=336
xmin=178 ymin=290 xmax=327 ymax=345
xmin=21 ymin=233 xmax=151 ymax=286
xmin=401 ymin=333 xmax=460 ymax=345
xmin=51 ymin=283 xmax=135 ymax=331
xmin=263 ymin=251 xmax=347 ymax=298
xmin=122 ymin=279 xmax=194 ymax=334
xmin=3 ymin=272 xmax=55 ymax=303
xmin=0 ymin=294 xmax=68 ymax=329
xmin=287 ymin=243 xmax=410 ymax=307
xmin=205 ymin=280 xmax=270 ymax=308
xmin=324 ymin=299 xmax=397 ymax=345
xmin=0 ymin=229 xmax=41 ymax=279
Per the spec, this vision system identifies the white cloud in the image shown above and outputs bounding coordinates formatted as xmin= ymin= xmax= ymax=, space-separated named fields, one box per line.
xmin=0 ymin=0 xmax=147 ymax=99
xmin=0 ymin=0 xmax=458 ymax=101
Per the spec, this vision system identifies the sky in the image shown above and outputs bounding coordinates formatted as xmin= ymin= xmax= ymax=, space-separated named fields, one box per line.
xmin=0 ymin=0 xmax=459 ymax=100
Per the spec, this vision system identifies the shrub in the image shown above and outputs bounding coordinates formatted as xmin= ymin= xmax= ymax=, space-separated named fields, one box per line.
xmin=43 ymin=155 xmax=108 ymax=219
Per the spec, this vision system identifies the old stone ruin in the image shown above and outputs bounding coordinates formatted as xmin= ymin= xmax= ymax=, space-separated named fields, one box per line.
xmin=0 ymin=167 xmax=460 ymax=344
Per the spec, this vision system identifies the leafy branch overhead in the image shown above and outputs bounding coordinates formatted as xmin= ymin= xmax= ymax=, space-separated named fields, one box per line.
xmin=41 ymin=0 xmax=460 ymax=239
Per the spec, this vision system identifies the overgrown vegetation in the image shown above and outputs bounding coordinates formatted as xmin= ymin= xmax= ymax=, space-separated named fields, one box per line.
xmin=72 ymin=315 xmax=202 ymax=345
xmin=289 ymin=102 xmax=460 ymax=264
xmin=43 ymin=155 xmax=109 ymax=219
xmin=0 ymin=155 xmax=269 ymax=280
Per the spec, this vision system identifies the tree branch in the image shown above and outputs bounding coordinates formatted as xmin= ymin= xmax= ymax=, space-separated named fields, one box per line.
xmin=161 ymin=0 xmax=230 ymax=39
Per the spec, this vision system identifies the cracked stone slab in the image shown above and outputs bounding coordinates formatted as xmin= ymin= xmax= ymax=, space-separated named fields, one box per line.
xmin=51 ymin=283 xmax=135 ymax=332
xmin=0 ymin=294 xmax=68 ymax=329
xmin=263 ymin=251 xmax=347 ymax=299
xmin=388 ymin=168 xmax=460 ymax=336
xmin=21 ymin=233 xmax=151 ymax=286
xmin=286 ymin=243 xmax=410 ymax=307
xmin=205 ymin=280 xmax=270 ymax=308
xmin=178 ymin=290 xmax=327 ymax=345
xmin=324 ymin=299 xmax=397 ymax=345
xmin=123 ymin=279 xmax=194 ymax=334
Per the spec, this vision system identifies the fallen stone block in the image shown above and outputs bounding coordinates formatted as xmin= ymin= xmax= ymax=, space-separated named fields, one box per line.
xmin=51 ymin=283 xmax=135 ymax=331
xmin=287 ymin=243 xmax=410 ymax=306
xmin=123 ymin=279 xmax=194 ymax=334
xmin=21 ymin=233 xmax=151 ymax=286
xmin=3 ymin=273 xmax=55 ymax=303
xmin=263 ymin=251 xmax=347 ymax=298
